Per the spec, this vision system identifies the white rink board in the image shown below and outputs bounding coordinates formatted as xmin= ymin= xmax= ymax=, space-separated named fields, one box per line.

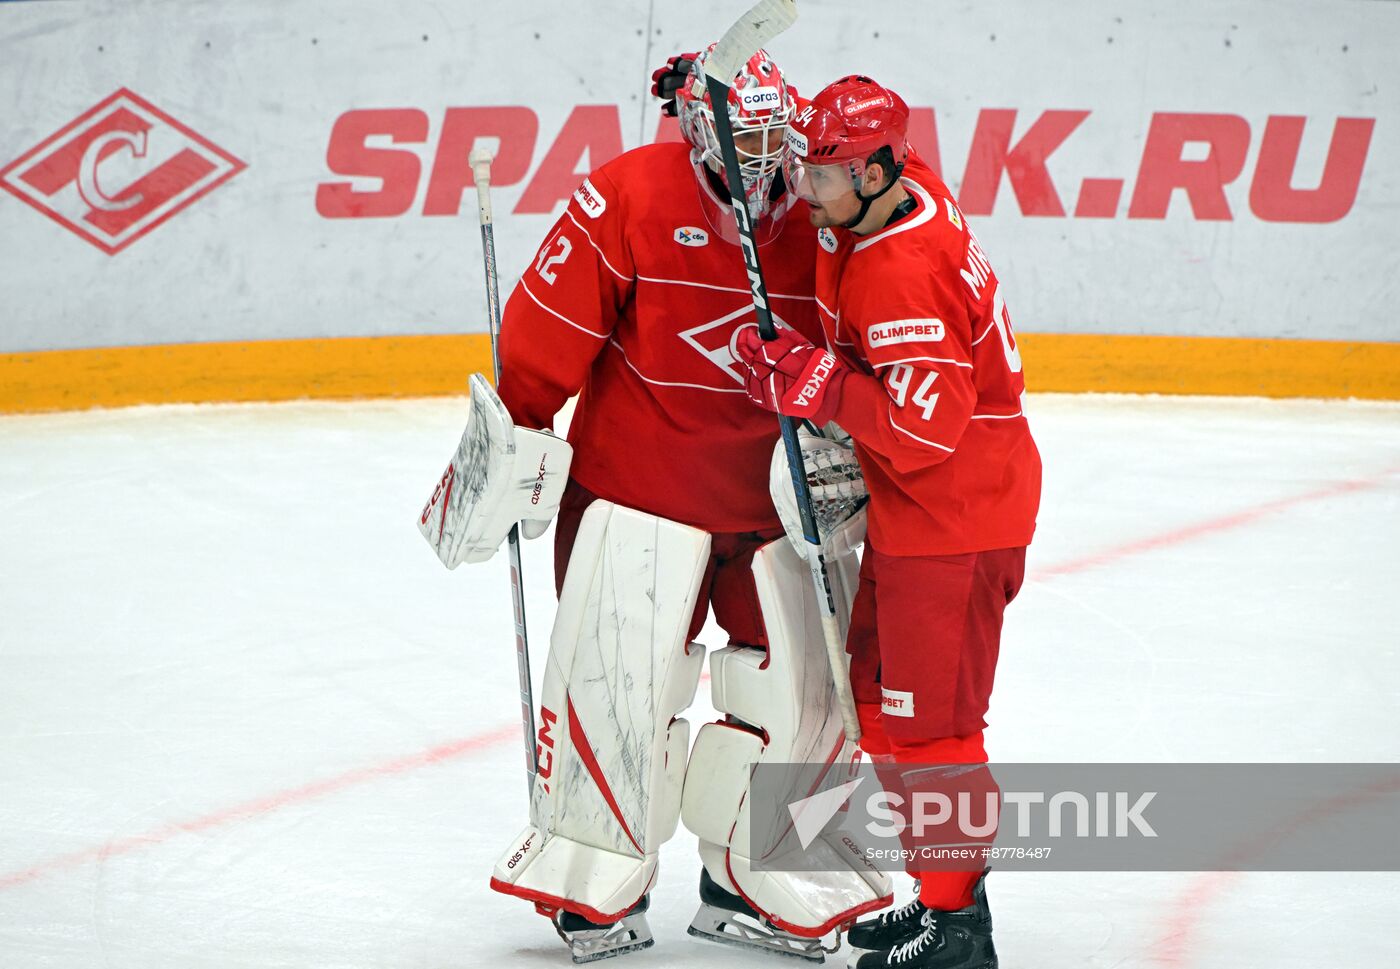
xmin=0 ymin=0 xmax=1397 ymax=352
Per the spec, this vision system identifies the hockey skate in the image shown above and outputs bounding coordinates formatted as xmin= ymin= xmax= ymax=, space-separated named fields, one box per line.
xmin=845 ymin=893 xmax=931 ymax=957
xmin=551 ymin=895 xmax=654 ymax=964
xmin=847 ymin=872 xmax=995 ymax=969
xmin=688 ymin=868 xmax=835 ymax=963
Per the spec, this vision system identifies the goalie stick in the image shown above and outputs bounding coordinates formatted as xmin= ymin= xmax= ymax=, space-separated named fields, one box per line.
xmin=702 ymin=0 xmax=861 ymax=742
xmin=470 ymin=147 xmax=540 ymax=806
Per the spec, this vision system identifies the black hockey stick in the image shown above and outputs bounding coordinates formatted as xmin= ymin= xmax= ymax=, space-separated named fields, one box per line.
xmin=703 ymin=0 xmax=861 ymax=742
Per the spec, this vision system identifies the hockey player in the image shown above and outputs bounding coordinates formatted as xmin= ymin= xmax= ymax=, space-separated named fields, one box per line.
xmin=420 ymin=50 xmax=891 ymax=963
xmin=734 ymin=75 xmax=1043 ymax=969
xmin=496 ymin=46 xmax=808 ymax=656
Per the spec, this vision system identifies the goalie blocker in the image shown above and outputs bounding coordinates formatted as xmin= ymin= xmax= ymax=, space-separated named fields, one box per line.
xmin=417 ymin=373 xmax=572 ymax=568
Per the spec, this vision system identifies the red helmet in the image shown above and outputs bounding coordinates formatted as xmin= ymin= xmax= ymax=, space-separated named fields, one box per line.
xmin=783 ymin=75 xmax=909 ymax=205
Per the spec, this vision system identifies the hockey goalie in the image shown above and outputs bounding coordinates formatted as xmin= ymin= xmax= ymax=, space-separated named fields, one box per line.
xmin=417 ymin=45 xmax=890 ymax=963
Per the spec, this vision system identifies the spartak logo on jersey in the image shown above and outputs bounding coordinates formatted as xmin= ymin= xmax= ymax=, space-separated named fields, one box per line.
xmin=0 ymin=89 xmax=245 ymax=255
xmin=679 ymin=306 xmax=795 ymax=386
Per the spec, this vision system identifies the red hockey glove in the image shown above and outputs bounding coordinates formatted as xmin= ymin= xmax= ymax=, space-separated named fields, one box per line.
xmin=650 ymin=52 xmax=699 ymax=118
xmin=734 ymin=326 xmax=849 ymax=426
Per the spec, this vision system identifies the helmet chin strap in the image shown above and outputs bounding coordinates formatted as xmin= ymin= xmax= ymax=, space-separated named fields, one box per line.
xmin=842 ymin=161 xmax=905 ymax=230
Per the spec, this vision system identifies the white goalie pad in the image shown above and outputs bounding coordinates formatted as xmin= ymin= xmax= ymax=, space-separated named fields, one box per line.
xmin=491 ymin=501 xmax=710 ymax=922
xmin=681 ymin=536 xmax=892 ymax=937
xmin=418 ymin=372 xmax=572 ymax=568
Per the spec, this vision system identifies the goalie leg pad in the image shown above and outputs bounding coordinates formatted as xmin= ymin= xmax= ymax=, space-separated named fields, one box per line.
xmin=492 ymin=500 xmax=711 ymax=921
xmin=682 ymin=537 xmax=892 ymax=938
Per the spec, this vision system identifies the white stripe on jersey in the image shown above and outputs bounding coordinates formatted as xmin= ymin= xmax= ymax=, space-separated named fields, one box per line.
xmin=635 ymin=274 xmax=816 ymax=302
xmin=887 ymin=411 xmax=956 ymax=452
xmin=875 ymin=355 xmax=974 ymax=370
xmin=520 ymin=278 xmax=610 ymax=339
xmin=970 ymin=318 xmax=1001 ymax=347
xmin=565 ymin=210 xmax=633 ymax=282
xmin=607 ymin=339 xmax=749 ymax=394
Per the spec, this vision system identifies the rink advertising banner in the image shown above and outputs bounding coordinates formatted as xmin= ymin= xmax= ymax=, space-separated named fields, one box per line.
xmin=1 ymin=0 xmax=1398 ymax=409
xmin=749 ymin=763 xmax=1400 ymax=872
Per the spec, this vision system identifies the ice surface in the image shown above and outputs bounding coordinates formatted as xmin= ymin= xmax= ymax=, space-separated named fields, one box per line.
xmin=1 ymin=394 xmax=1397 ymax=968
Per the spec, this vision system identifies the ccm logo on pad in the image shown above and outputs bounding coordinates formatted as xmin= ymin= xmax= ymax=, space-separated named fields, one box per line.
xmin=867 ymin=319 xmax=945 ymax=348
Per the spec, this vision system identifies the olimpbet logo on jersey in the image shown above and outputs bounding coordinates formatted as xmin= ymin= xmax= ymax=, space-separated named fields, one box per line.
xmin=0 ymin=89 xmax=246 ymax=255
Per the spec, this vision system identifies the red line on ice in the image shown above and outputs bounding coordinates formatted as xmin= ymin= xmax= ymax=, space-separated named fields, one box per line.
xmin=0 ymin=724 xmax=520 ymax=892
xmin=1030 ymin=465 xmax=1399 ymax=581
xmin=1150 ymin=774 xmax=1400 ymax=967
xmin=1 ymin=465 xmax=1394 ymax=894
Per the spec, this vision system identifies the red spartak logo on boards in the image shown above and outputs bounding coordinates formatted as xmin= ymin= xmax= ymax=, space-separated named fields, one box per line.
xmin=0 ymin=88 xmax=246 ymax=255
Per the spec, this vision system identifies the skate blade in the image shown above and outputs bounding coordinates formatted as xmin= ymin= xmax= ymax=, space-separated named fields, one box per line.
xmin=558 ymin=912 xmax=655 ymax=964
xmin=570 ymin=936 xmax=654 ymax=964
xmin=687 ymin=903 xmax=826 ymax=963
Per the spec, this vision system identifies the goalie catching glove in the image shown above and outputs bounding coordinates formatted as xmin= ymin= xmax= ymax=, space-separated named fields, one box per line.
xmin=417 ymin=373 xmax=572 ymax=568
xmin=770 ymin=423 xmax=868 ymax=558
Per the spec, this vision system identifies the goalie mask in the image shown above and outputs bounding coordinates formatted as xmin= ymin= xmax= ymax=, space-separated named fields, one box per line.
xmin=678 ymin=44 xmax=796 ymax=229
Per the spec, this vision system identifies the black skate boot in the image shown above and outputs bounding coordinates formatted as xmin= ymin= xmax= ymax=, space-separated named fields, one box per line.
xmin=845 ymin=893 xmax=931 ymax=957
xmin=552 ymin=894 xmax=654 ymax=964
xmin=847 ymin=871 xmax=995 ymax=969
xmin=688 ymin=867 xmax=829 ymax=962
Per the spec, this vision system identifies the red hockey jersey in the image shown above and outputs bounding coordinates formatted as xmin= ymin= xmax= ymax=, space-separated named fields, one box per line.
xmin=819 ymin=154 xmax=1042 ymax=556
xmin=496 ymin=142 xmax=822 ymax=532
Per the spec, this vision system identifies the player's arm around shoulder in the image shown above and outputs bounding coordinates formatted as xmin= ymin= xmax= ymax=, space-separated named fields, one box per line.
xmin=496 ymin=163 xmax=637 ymax=430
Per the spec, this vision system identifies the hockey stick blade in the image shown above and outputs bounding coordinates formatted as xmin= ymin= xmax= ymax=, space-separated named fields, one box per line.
xmin=704 ymin=0 xmax=798 ymax=84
